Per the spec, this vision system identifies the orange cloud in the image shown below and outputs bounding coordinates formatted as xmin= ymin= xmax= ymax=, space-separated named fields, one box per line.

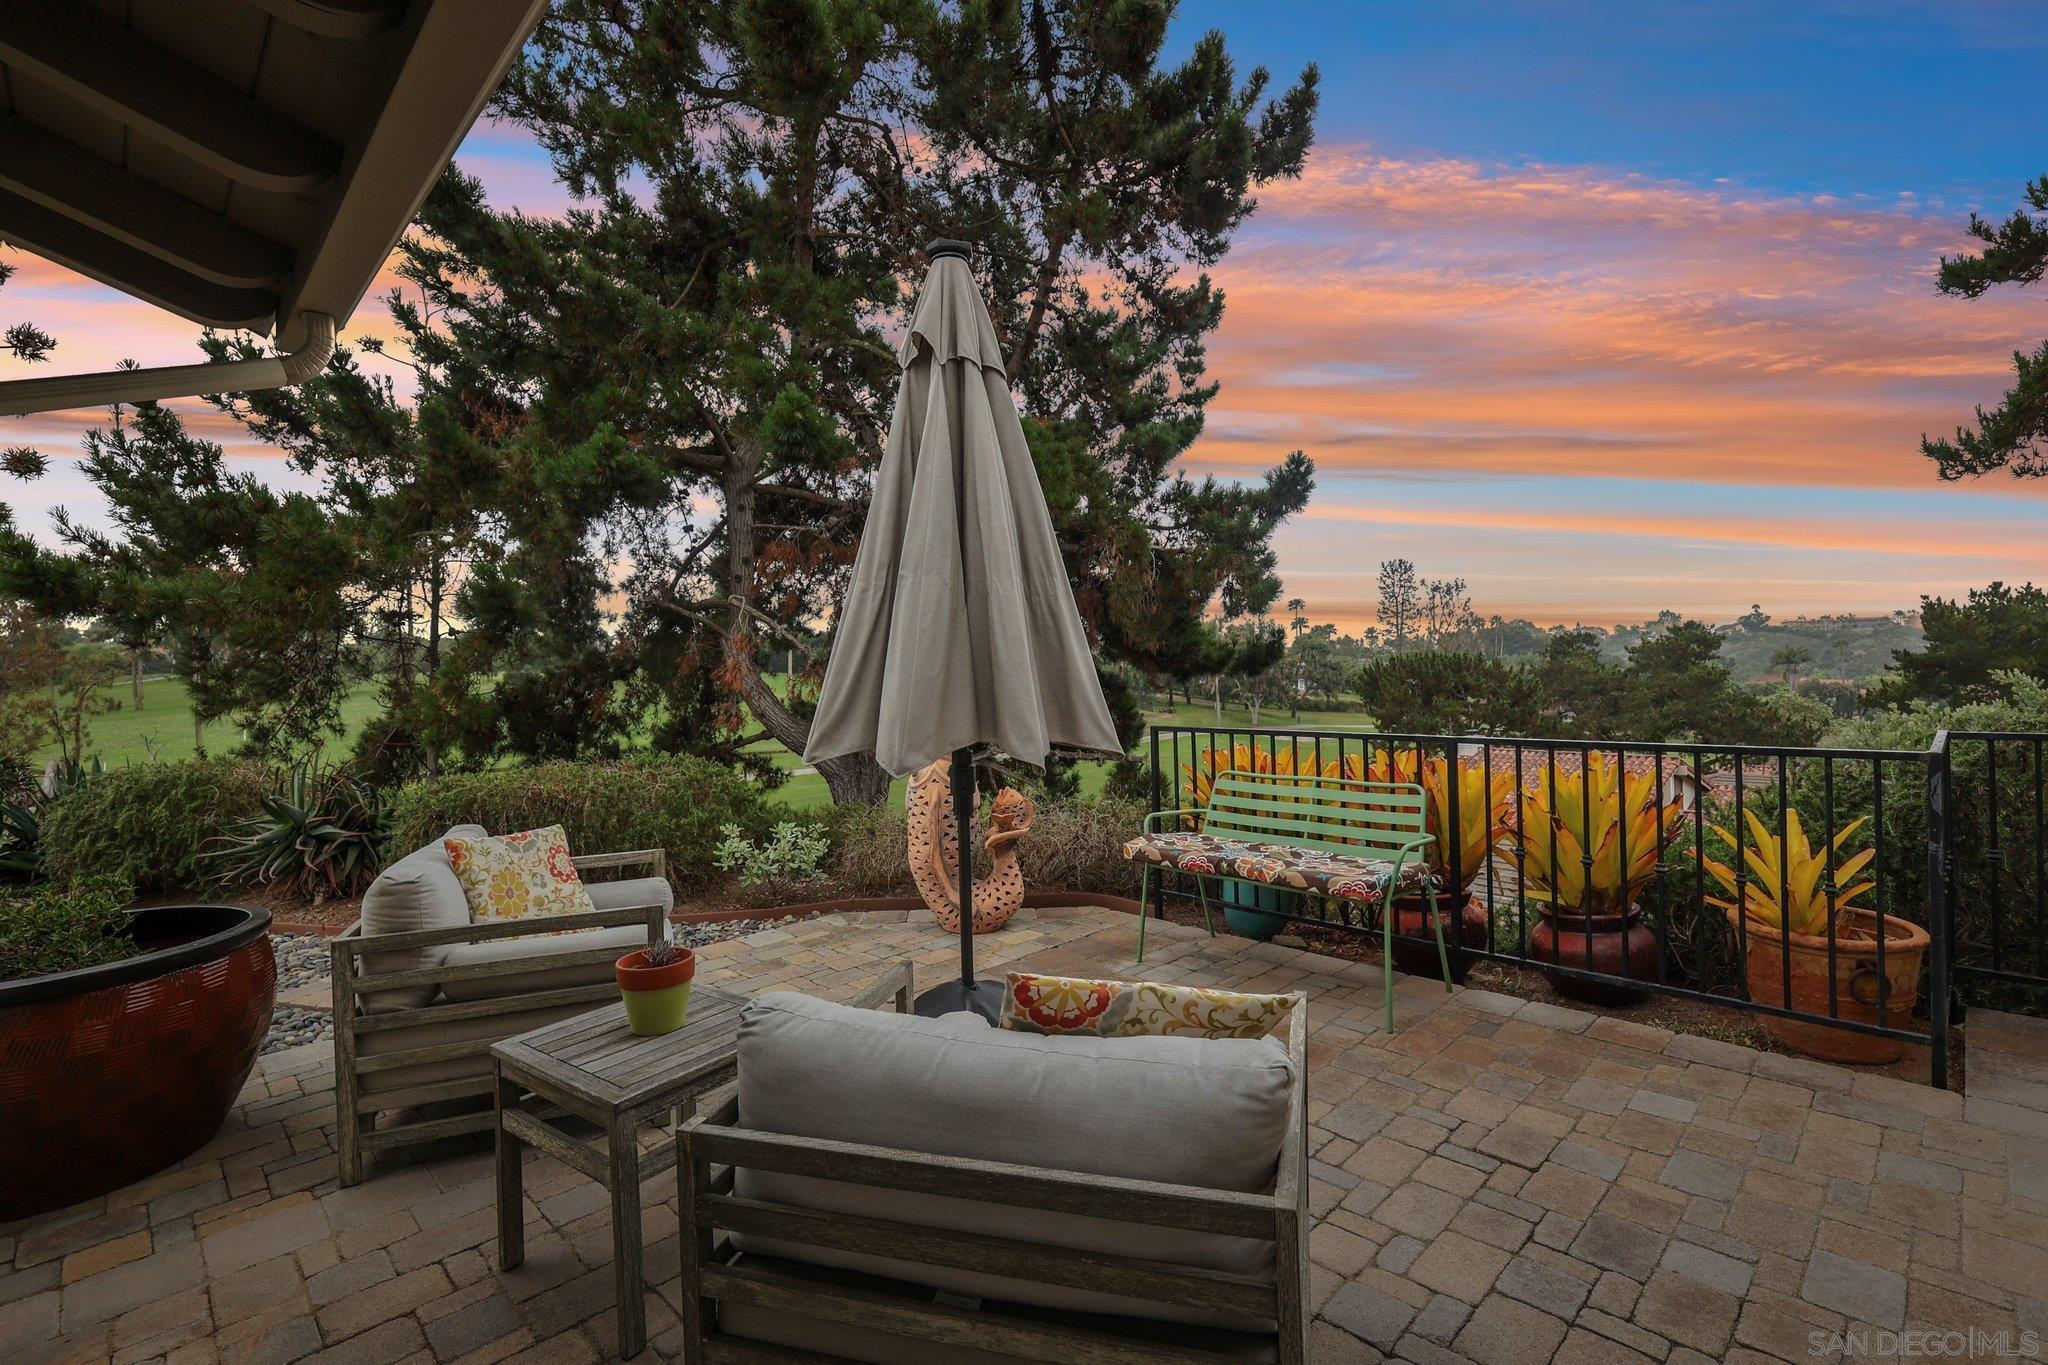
xmin=1195 ymin=147 xmax=2043 ymax=495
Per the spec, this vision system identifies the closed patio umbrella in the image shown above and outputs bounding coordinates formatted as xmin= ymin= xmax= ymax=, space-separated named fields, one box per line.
xmin=805 ymin=239 xmax=1122 ymax=1018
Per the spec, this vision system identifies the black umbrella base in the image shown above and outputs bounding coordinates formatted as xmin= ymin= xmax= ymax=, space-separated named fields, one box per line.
xmin=914 ymin=978 xmax=1006 ymax=1022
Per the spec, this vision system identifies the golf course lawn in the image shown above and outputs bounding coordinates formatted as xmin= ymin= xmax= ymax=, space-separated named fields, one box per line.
xmin=38 ymin=677 xmax=1371 ymax=810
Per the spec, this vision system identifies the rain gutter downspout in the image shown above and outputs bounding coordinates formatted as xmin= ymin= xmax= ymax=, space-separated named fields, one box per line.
xmin=0 ymin=313 xmax=336 ymax=418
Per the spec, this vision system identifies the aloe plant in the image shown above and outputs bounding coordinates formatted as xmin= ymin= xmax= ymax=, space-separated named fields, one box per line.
xmin=1701 ymin=808 xmax=1876 ymax=938
xmin=0 ymin=756 xmax=101 ymax=884
xmin=208 ymin=766 xmax=386 ymax=900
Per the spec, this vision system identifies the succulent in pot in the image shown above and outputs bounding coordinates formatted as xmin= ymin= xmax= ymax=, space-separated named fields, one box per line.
xmin=1502 ymin=752 xmax=1693 ymax=1000
xmin=1701 ymin=809 xmax=1927 ymax=1064
xmin=617 ymin=935 xmax=695 ymax=1036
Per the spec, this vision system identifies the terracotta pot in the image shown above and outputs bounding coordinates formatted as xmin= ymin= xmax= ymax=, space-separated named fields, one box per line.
xmin=616 ymin=946 xmax=697 ymax=1037
xmin=0 ymin=904 xmax=275 ymax=1220
xmin=1727 ymin=907 xmax=1928 ymax=1064
xmin=1386 ymin=893 xmax=1488 ymax=976
xmin=1527 ymin=901 xmax=1660 ymax=1004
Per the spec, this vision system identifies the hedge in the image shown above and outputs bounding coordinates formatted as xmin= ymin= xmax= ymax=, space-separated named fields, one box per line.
xmin=386 ymin=756 xmax=770 ymax=887
xmin=40 ymin=759 xmax=270 ymax=894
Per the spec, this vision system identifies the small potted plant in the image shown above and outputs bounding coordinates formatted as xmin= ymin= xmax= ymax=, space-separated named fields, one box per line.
xmin=616 ymin=934 xmax=695 ymax=1036
xmin=1701 ymin=809 xmax=1928 ymax=1064
xmin=1501 ymin=752 xmax=1692 ymax=1002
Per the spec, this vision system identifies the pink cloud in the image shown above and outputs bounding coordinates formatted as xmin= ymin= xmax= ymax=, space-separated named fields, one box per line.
xmin=1195 ymin=146 xmax=2041 ymax=496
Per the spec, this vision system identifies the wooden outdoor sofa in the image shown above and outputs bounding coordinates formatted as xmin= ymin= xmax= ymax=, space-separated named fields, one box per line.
xmin=331 ymin=826 xmax=671 ymax=1185
xmin=1124 ymin=768 xmax=1455 ymax=1030
xmin=677 ymin=967 xmax=1311 ymax=1364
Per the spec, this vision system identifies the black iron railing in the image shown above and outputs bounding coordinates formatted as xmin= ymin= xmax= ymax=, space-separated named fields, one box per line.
xmin=1940 ymin=731 xmax=2048 ymax=1004
xmin=1142 ymin=723 xmax=2048 ymax=1089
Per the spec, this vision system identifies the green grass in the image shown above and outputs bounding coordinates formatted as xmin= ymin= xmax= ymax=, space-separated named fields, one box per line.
xmin=38 ymin=677 xmax=383 ymax=767
xmin=48 ymin=674 xmax=1368 ymax=809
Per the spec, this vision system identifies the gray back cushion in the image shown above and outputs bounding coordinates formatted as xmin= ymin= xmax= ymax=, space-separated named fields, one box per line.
xmin=356 ymin=824 xmax=484 ymax=1011
xmin=731 ymin=991 xmax=1294 ymax=1330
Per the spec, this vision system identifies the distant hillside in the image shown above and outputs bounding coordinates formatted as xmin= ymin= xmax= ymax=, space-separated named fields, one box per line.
xmin=1601 ymin=612 xmax=1923 ymax=685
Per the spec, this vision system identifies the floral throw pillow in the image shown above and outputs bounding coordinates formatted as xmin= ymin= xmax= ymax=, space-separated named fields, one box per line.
xmin=445 ymin=825 xmax=597 ymax=926
xmin=1000 ymin=972 xmax=1294 ymax=1040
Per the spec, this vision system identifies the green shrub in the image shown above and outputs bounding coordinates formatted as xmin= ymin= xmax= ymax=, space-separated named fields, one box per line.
xmin=819 ymin=794 xmax=1144 ymax=900
xmin=0 ymin=877 xmax=136 ymax=980
xmin=40 ymin=759 xmax=270 ymax=894
xmin=713 ymin=821 xmax=832 ymax=888
xmin=386 ymin=756 xmax=770 ymax=887
xmin=820 ymin=801 xmax=912 ymax=897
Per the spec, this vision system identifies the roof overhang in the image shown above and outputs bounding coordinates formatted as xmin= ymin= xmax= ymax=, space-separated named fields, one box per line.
xmin=0 ymin=0 xmax=546 ymax=414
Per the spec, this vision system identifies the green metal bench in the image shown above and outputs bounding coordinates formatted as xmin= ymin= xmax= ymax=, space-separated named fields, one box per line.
xmin=1123 ymin=769 xmax=1454 ymax=1030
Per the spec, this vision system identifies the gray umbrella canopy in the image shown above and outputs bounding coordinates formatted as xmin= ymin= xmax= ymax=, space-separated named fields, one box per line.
xmin=805 ymin=244 xmax=1121 ymax=778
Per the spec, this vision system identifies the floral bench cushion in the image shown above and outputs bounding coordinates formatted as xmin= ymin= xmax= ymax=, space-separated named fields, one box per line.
xmin=1121 ymin=830 xmax=1432 ymax=905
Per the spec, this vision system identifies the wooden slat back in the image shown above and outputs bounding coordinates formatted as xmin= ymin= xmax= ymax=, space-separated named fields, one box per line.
xmin=1201 ymin=770 xmax=1429 ymax=856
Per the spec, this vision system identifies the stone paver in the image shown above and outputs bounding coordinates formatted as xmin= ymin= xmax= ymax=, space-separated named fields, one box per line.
xmin=0 ymin=905 xmax=2043 ymax=1364
xmin=1801 ymin=1248 xmax=1908 ymax=1329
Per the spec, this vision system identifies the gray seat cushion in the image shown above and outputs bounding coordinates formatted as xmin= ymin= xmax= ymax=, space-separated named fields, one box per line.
xmin=730 ymin=991 xmax=1293 ymax=1331
xmin=438 ymin=924 xmax=651 ymax=1002
xmin=357 ymin=825 xmax=484 ymax=1012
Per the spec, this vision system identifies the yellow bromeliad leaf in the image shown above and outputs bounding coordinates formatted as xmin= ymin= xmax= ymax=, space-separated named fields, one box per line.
xmin=1702 ymin=809 xmax=1879 ymax=937
xmin=1508 ymin=753 xmax=1691 ymax=915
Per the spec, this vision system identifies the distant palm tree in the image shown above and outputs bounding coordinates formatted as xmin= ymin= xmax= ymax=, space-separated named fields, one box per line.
xmin=1768 ymin=645 xmax=1813 ymax=687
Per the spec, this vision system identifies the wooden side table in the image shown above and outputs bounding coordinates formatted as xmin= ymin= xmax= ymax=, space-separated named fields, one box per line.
xmin=490 ymin=986 xmax=747 ymax=1359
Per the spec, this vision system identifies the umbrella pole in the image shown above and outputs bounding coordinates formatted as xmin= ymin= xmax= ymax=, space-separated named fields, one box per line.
xmin=913 ymin=745 xmax=1005 ymax=1020
xmin=954 ymin=744 xmax=976 ymax=992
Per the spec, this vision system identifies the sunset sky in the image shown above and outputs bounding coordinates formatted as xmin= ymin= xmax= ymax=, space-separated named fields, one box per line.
xmin=3 ymin=1 xmax=2044 ymax=631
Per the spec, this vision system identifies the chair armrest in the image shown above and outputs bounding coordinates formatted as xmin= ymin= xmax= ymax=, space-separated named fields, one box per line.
xmin=1141 ymin=807 xmax=1201 ymax=832
xmin=847 ymin=961 xmax=914 ymax=1013
xmin=571 ymin=847 xmax=668 ymax=880
xmin=331 ymin=905 xmax=661 ymax=960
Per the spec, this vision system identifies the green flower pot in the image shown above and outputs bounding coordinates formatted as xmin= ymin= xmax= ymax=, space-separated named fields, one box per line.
xmin=616 ymin=946 xmax=695 ymax=1036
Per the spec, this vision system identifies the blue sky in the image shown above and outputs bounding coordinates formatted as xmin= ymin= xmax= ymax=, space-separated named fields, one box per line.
xmin=1178 ymin=0 xmax=2043 ymax=202
xmin=5 ymin=2 xmax=2044 ymax=628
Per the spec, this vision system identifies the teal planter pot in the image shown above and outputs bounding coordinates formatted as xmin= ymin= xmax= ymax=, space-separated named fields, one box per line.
xmin=1221 ymin=880 xmax=1289 ymax=940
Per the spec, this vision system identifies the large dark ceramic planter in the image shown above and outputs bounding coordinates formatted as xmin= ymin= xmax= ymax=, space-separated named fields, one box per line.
xmin=1527 ymin=901 xmax=1658 ymax=1004
xmin=0 ymin=904 xmax=275 ymax=1220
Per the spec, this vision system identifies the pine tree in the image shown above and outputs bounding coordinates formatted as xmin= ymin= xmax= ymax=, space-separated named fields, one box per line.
xmin=1923 ymin=175 xmax=2048 ymax=479
xmin=1 ymin=250 xmax=57 ymax=489
xmin=1376 ymin=559 xmax=1419 ymax=652
xmin=0 ymin=400 xmax=365 ymax=757
xmin=388 ymin=0 xmax=1320 ymax=803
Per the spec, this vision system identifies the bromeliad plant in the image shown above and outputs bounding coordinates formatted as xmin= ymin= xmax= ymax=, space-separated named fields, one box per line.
xmin=1365 ymin=748 xmax=1514 ymax=887
xmin=1503 ymin=752 xmax=1693 ymax=916
xmin=1700 ymin=809 xmax=1876 ymax=937
xmin=208 ymin=766 xmax=385 ymax=901
xmin=1178 ymin=743 xmax=1354 ymax=812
